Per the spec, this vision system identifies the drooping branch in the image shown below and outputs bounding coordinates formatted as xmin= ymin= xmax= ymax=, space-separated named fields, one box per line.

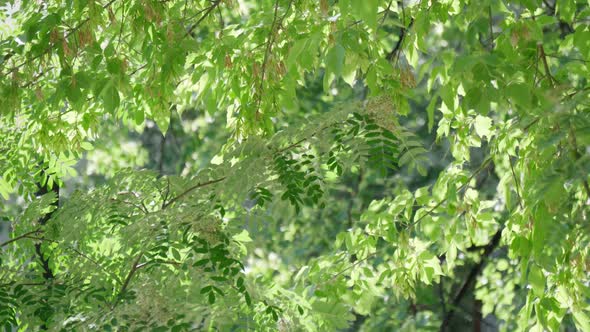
xmin=255 ymin=0 xmax=294 ymax=115
xmin=411 ymin=157 xmax=493 ymax=226
xmin=1 ymin=0 xmax=118 ymax=77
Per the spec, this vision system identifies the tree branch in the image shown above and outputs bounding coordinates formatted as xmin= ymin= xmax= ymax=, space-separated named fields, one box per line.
xmin=386 ymin=18 xmax=414 ymax=62
xmin=24 ymin=235 xmax=122 ymax=285
xmin=34 ymin=181 xmax=59 ymax=281
xmin=31 ymin=176 xmax=60 ymax=330
xmin=438 ymin=277 xmax=447 ymax=318
xmin=439 ymin=229 xmax=502 ymax=331
xmin=163 ymin=176 xmax=227 ymax=209
xmin=114 ymin=251 xmax=144 ymax=306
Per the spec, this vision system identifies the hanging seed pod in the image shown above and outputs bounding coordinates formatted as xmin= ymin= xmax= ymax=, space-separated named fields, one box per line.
xmin=366 ymin=95 xmax=397 ymax=132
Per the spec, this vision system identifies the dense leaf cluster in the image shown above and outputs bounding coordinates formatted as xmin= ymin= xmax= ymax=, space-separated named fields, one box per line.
xmin=1 ymin=0 xmax=590 ymax=331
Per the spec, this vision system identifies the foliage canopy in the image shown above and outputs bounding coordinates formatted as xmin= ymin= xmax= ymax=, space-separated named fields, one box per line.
xmin=1 ymin=0 xmax=590 ymax=331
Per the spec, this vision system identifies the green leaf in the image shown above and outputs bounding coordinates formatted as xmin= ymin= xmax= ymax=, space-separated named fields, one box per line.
xmin=326 ymin=45 xmax=345 ymax=77
xmin=208 ymin=291 xmax=215 ymax=304
xmin=324 ymin=44 xmax=345 ymax=91
xmin=426 ymin=95 xmax=438 ymax=132
xmin=100 ymin=83 xmax=120 ymax=114
xmin=573 ymin=309 xmax=590 ymax=332
xmin=152 ymin=105 xmax=170 ymax=134
xmin=0 ymin=177 xmax=12 ymax=200
xmin=244 ymin=292 xmax=252 ymax=306
xmin=80 ymin=142 xmax=94 ymax=151
xmin=171 ymin=248 xmax=181 ymax=261
xmin=528 ymin=265 xmax=545 ymax=297
xmin=194 ymin=259 xmax=209 ymax=267
xmin=352 ymin=0 xmax=378 ymax=30
xmin=473 ymin=115 xmax=492 ymax=139
xmin=297 ymin=305 xmax=304 ymax=315
xmin=557 ymin=0 xmax=575 ymax=24
xmin=232 ymin=230 xmax=252 ymax=243
xmin=287 ymin=38 xmax=308 ymax=71
xmin=533 ymin=205 xmax=549 ymax=259
xmin=506 ymin=83 xmax=531 ymax=109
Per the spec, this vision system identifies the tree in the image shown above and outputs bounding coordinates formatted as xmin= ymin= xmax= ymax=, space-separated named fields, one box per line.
xmin=1 ymin=0 xmax=589 ymax=330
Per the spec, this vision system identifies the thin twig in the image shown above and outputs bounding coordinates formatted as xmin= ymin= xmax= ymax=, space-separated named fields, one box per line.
xmin=532 ymin=47 xmax=540 ymax=87
xmin=379 ymin=0 xmax=395 ymax=27
xmin=538 ymin=43 xmax=557 ymax=87
xmin=276 ymin=137 xmax=307 ymax=154
xmin=347 ymin=170 xmax=364 ymax=228
xmin=509 ymin=157 xmax=524 ymax=209
xmin=0 ymin=229 xmax=43 ymax=248
xmin=136 ymin=259 xmax=181 ymax=270
xmin=542 ymin=0 xmax=555 ymax=11
xmin=185 ymin=0 xmax=222 ymax=37
xmin=163 ymin=177 xmax=227 ymax=208
xmin=158 ymin=131 xmax=167 ymax=175
xmin=161 ymin=177 xmax=171 ymax=209
xmin=318 ymin=252 xmax=377 ymax=288
xmin=0 ymin=282 xmax=46 ymax=288
xmin=255 ymin=0 xmax=293 ymax=116
xmin=115 ymin=1 xmax=127 ymax=52
xmin=487 ymin=6 xmax=494 ymax=50
xmin=545 ymin=53 xmax=589 ymax=63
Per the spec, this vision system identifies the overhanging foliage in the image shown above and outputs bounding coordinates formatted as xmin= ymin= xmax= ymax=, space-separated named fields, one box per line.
xmin=1 ymin=0 xmax=590 ymax=331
